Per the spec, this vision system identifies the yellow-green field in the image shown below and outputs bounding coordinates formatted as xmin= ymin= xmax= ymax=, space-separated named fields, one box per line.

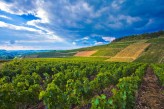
xmin=107 ymin=42 xmax=150 ymax=62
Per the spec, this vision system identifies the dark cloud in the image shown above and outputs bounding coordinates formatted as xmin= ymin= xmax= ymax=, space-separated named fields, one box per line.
xmin=0 ymin=0 xmax=163 ymax=49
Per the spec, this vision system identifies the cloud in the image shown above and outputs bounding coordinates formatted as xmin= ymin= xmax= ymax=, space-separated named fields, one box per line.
xmin=72 ymin=42 xmax=76 ymax=45
xmin=83 ymin=37 xmax=89 ymax=40
xmin=0 ymin=21 xmax=42 ymax=33
xmin=102 ymin=37 xmax=116 ymax=42
xmin=0 ymin=21 xmax=64 ymax=42
xmin=0 ymin=0 xmax=163 ymax=50
xmin=0 ymin=15 xmax=12 ymax=20
xmin=0 ymin=0 xmax=35 ymax=15
xmin=0 ymin=45 xmax=36 ymax=50
xmin=94 ymin=42 xmax=104 ymax=45
xmin=111 ymin=0 xmax=125 ymax=9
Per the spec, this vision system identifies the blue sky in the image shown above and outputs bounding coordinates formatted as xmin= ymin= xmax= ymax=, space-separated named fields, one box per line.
xmin=0 ymin=0 xmax=163 ymax=50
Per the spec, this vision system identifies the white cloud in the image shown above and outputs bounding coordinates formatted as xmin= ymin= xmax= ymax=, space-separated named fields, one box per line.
xmin=72 ymin=42 xmax=76 ymax=45
xmin=0 ymin=1 xmax=35 ymax=15
xmin=0 ymin=21 xmax=63 ymax=42
xmin=108 ymin=22 xmax=123 ymax=28
xmin=83 ymin=37 xmax=89 ymax=40
xmin=0 ymin=15 xmax=12 ymax=20
xmin=102 ymin=36 xmax=116 ymax=42
xmin=118 ymin=15 xmax=141 ymax=24
xmin=94 ymin=42 xmax=104 ymax=45
xmin=107 ymin=14 xmax=141 ymax=28
xmin=0 ymin=21 xmax=42 ymax=33
xmin=0 ymin=45 xmax=38 ymax=50
xmin=92 ymin=7 xmax=109 ymax=18
xmin=111 ymin=0 xmax=125 ymax=9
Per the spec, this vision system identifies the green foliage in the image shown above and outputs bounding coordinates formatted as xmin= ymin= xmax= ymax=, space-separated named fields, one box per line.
xmin=0 ymin=58 xmax=152 ymax=109
xmin=151 ymin=64 xmax=164 ymax=86
xmin=114 ymin=30 xmax=164 ymax=42
xmin=91 ymin=64 xmax=147 ymax=109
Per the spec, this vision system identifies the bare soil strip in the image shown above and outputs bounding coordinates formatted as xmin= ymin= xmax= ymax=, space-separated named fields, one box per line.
xmin=135 ymin=67 xmax=164 ymax=109
xmin=74 ymin=51 xmax=97 ymax=57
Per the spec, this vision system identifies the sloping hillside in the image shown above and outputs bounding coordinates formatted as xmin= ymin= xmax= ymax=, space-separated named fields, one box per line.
xmin=25 ymin=31 xmax=164 ymax=63
xmin=135 ymin=37 xmax=164 ymax=63
xmin=74 ymin=51 xmax=97 ymax=57
xmin=107 ymin=42 xmax=150 ymax=62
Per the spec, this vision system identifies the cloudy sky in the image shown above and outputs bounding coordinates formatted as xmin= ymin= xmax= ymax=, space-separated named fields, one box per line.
xmin=0 ymin=0 xmax=163 ymax=50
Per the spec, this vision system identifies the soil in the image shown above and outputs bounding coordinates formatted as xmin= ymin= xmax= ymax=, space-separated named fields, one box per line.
xmin=135 ymin=67 xmax=164 ymax=109
xmin=27 ymin=101 xmax=45 ymax=109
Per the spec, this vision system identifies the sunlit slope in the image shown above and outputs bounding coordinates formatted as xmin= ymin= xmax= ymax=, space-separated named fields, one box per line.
xmin=135 ymin=37 xmax=164 ymax=63
xmin=74 ymin=41 xmax=138 ymax=57
xmin=74 ymin=50 xmax=97 ymax=57
xmin=25 ymin=31 xmax=164 ymax=63
xmin=107 ymin=42 xmax=150 ymax=62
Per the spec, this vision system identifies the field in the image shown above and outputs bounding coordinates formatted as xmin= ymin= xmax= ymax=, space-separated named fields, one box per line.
xmin=74 ymin=51 xmax=97 ymax=57
xmin=90 ymin=41 xmax=137 ymax=57
xmin=135 ymin=37 xmax=164 ymax=63
xmin=0 ymin=58 xmax=163 ymax=109
xmin=107 ymin=42 xmax=150 ymax=62
xmin=24 ymin=31 xmax=164 ymax=64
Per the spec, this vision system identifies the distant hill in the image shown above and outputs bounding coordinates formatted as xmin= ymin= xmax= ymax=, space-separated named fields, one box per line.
xmin=25 ymin=30 xmax=164 ymax=63
xmin=113 ymin=30 xmax=164 ymax=42
xmin=0 ymin=50 xmax=51 ymax=60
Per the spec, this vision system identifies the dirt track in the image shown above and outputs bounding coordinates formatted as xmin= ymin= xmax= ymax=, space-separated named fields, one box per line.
xmin=136 ymin=67 xmax=164 ymax=109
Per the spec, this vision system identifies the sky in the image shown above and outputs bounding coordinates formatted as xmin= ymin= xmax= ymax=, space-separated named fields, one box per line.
xmin=0 ymin=0 xmax=163 ymax=50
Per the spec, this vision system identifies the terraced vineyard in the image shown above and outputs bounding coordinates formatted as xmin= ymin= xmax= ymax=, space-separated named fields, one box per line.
xmin=107 ymin=42 xmax=150 ymax=62
xmin=0 ymin=58 xmax=163 ymax=109
xmin=136 ymin=37 xmax=164 ymax=63
xmin=74 ymin=51 xmax=97 ymax=57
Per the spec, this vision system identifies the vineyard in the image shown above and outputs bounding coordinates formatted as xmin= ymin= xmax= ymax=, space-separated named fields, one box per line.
xmin=0 ymin=58 xmax=163 ymax=109
xmin=107 ymin=42 xmax=150 ymax=62
xmin=74 ymin=51 xmax=97 ymax=57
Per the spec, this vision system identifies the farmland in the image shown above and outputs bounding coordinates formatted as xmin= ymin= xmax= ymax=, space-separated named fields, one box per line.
xmin=107 ymin=42 xmax=150 ymax=62
xmin=135 ymin=37 xmax=164 ymax=63
xmin=0 ymin=58 xmax=163 ymax=109
xmin=74 ymin=51 xmax=97 ymax=57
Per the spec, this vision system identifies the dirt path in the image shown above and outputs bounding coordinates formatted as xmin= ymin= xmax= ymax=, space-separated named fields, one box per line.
xmin=136 ymin=67 xmax=164 ymax=109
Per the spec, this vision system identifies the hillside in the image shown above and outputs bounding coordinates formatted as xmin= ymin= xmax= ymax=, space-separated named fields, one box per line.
xmin=107 ymin=41 xmax=150 ymax=62
xmin=135 ymin=37 xmax=164 ymax=63
xmin=25 ymin=31 xmax=164 ymax=63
